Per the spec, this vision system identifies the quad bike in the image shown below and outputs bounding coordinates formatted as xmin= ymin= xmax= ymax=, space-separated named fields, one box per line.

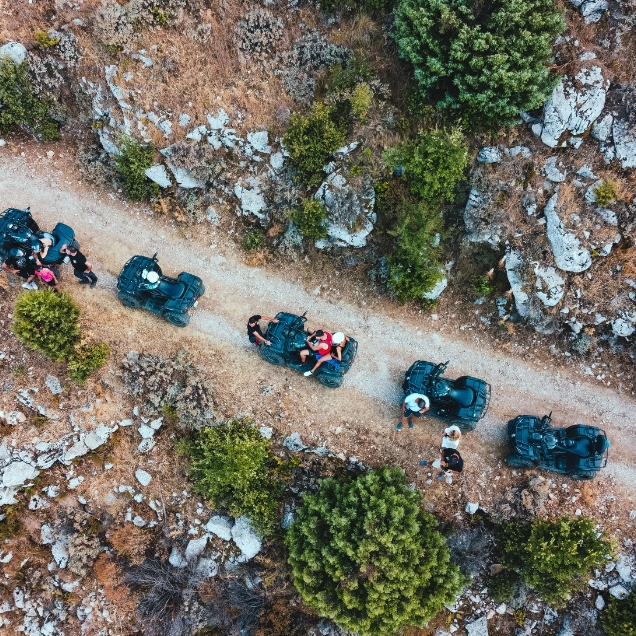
xmin=259 ymin=312 xmax=357 ymax=388
xmin=402 ymin=360 xmax=491 ymax=432
xmin=506 ymin=413 xmax=609 ymax=480
xmin=0 ymin=207 xmax=76 ymax=270
xmin=116 ymin=253 xmax=204 ymax=327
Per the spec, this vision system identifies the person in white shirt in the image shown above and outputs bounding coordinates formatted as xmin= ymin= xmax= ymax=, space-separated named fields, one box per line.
xmin=398 ymin=393 xmax=430 ymax=430
xmin=440 ymin=425 xmax=462 ymax=449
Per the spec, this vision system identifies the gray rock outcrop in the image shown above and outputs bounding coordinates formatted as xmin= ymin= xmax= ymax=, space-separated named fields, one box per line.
xmin=477 ymin=147 xmax=503 ymax=163
xmin=231 ymin=516 xmax=262 ymax=561
xmin=613 ymin=118 xmax=636 ymax=169
xmin=0 ymin=41 xmax=28 ymax=65
xmin=505 ymin=250 xmax=530 ymax=317
xmin=570 ymin=0 xmax=608 ymax=23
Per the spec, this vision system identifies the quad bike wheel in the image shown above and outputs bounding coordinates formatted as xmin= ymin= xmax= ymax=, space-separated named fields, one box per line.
xmin=317 ymin=374 xmax=343 ymax=389
xmin=260 ymin=350 xmax=285 ymax=366
xmin=505 ymin=455 xmax=535 ymax=469
xmin=507 ymin=419 xmax=518 ymax=436
xmin=570 ymin=471 xmax=596 ymax=481
xmin=118 ymin=292 xmax=141 ymax=309
xmin=164 ymin=311 xmax=190 ymax=328
xmin=452 ymin=418 xmax=476 ymax=433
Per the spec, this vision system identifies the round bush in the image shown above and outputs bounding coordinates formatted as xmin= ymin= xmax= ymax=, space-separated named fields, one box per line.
xmin=67 ymin=342 xmax=110 ymax=384
xmin=286 ymin=466 xmax=465 ymax=636
xmin=13 ymin=290 xmax=81 ymax=361
xmin=603 ymin=591 xmax=636 ymax=636
xmin=289 ymin=199 xmax=329 ymax=241
xmin=393 ymin=0 xmax=566 ymax=127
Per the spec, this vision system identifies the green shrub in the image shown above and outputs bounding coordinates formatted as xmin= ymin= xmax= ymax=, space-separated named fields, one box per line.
xmin=603 ymin=591 xmax=636 ymax=636
xmin=593 ymin=180 xmax=618 ymax=207
xmin=472 ymin=275 xmax=494 ymax=296
xmin=350 ymin=83 xmax=373 ymax=121
xmin=384 ymin=129 xmax=468 ymax=203
xmin=387 ymin=199 xmax=445 ymax=303
xmin=67 ymin=343 xmax=110 ymax=384
xmin=34 ymin=30 xmax=60 ymax=47
xmin=13 ymin=291 xmax=80 ymax=361
xmin=113 ymin=136 xmax=157 ymax=201
xmin=286 ymin=466 xmax=465 ymax=636
xmin=282 ymin=103 xmax=347 ymax=188
xmin=497 ymin=516 xmax=613 ymax=607
xmin=178 ymin=419 xmax=286 ymax=534
xmin=289 ymin=199 xmax=329 ymax=241
xmin=485 ymin=570 xmax=519 ymax=603
xmin=319 ymin=0 xmax=397 ymax=12
xmin=243 ymin=229 xmax=264 ymax=251
xmin=393 ymin=0 xmax=566 ymax=127
xmin=0 ymin=60 xmax=60 ymax=141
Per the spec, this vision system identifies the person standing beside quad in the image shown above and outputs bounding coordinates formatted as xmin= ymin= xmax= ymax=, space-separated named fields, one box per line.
xmin=247 ymin=314 xmax=279 ymax=346
xmin=2 ymin=248 xmax=38 ymax=289
xmin=398 ymin=393 xmax=430 ymax=430
xmin=63 ymin=245 xmax=98 ymax=288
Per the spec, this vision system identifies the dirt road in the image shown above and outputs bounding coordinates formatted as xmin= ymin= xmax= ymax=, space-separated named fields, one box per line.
xmin=1 ymin=149 xmax=635 ymax=491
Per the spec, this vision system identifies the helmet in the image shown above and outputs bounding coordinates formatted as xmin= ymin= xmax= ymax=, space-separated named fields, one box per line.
xmin=9 ymin=247 xmax=26 ymax=258
xmin=15 ymin=257 xmax=27 ymax=268
xmin=146 ymin=271 xmax=160 ymax=284
xmin=332 ymin=332 xmax=345 ymax=345
xmin=30 ymin=238 xmax=42 ymax=253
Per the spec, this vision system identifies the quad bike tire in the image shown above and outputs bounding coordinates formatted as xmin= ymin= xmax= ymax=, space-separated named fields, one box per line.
xmin=507 ymin=419 xmax=518 ymax=437
xmin=164 ymin=311 xmax=190 ymax=328
xmin=317 ymin=374 xmax=343 ymax=389
xmin=570 ymin=471 xmax=597 ymax=481
xmin=118 ymin=292 xmax=141 ymax=309
xmin=505 ymin=455 xmax=535 ymax=469
xmin=260 ymin=350 xmax=285 ymax=366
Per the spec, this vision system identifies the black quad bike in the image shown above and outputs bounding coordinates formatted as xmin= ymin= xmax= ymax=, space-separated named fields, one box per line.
xmin=259 ymin=312 xmax=357 ymax=388
xmin=506 ymin=413 xmax=609 ymax=480
xmin=402 ymin=360 xmax=491 ymax=432
xmin=0 ymin=207 xmax=76 ymax=272
xmin=116 ymin=253 xmax=204 ymax=327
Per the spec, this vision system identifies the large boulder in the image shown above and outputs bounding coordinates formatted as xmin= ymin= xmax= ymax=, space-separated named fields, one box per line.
xmin=505 ymin=250 xmax=530 ymax=317
xmin=0 ymin=41 xmax=27 ymax=65
xmin=613 ymin=118 xmax=636 ymax=169
xmin=544 ymin=192 xmax=591 ymax=273
xmin=539 ymin=67 xmax=609 ymax=148
xmin=569 ymin=0 xmax=608 ymax=23
xmin=463 ymin=188 xmax=504 ymax=246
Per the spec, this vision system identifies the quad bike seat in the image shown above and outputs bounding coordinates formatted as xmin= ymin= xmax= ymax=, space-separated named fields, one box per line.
xmin=447 ymin=386 xmax=474 ymax=408
xmin=561 ymin=436 xmax=593 ymax=457
xmin=158 ymin=279 xmax=185 ymax=299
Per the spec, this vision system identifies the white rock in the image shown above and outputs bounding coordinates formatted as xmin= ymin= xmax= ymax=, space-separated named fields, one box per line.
xmin=466 ymin=616 xmax=489 ymax=636
xmin=613 ymin=118 xmax=636 ymax=169
xmin=477 ymin=147 xmax=503 ymax=163
xmin=45 ymin=375 xmax=63 ymax=395
xmin=119 ymin=419 xmax=133 ymax=427
xmin=596 ymin=207 xmax=618 ymax=225
xmin=132 ymin=515 xmax=146 ymax=527
xmin=206 ymin=109 xmax=230 ymax=129
xmin=544 ymin=192 xmax=591 ymax=272
xmin=138 ymin=424 xmax=155 ymax=439
xmin=612 ymin=317 xmax=635 ymax=337
xmin=205 ymin=515 xmax=233 ymax=541
xmin=0 ymin=411 xmax=26 ymax=426
xmin=165 ymin=162 xmax=205 ymax=189
xmin=138 ymin=438 xmax=156 ymax=453
xmin=535 ymin=264 xmax=565 ymax=306
xmin=41 ymin=524 xmax=55 ymax=545
xmin=145 ymin=165 xmax=172 ymax=188
xmin=68 ymin=476 xmax=84 ymax=489
xmin=169 ymin=547 xmax=187 ymax=568
xmin=505 ymin=250 xmax=530 ymax=317
xmin=570 ymin=0 xmax=608 ymax=23
xmin=422 ymin=273 xmax=448 ymax=300
xmin=52 ymin=538 xmax=69 ymax=568
xmin=259 ymin=426 xmax=273 ymax=439
xmin=149 ymin=417 xmax=163 ymax=430
xmin=283 ymin=432 xmax=307 ymax=451
xmin=196 ymin=557 xmax=218 ymax=578
xmin=0 ymin=550 xmax=12 ymax=563
xmin=178 ymin=113 xmax=191 ymax=127
xmin=185 ymin=535 xmax=209 ymax=561
xmin=64 ymin=439 xmax=89 ymax=462
xmin=247 ymin=131 xmax=271 ymax=153
xmin=609 ymin=584 xmax=629 ymax=599
xmin=2 ymin=461 xmax=39 ymax=487
xmin=235 ymin=177 xmax=267 ymax=219
xmin=542 ymin=157 xmax=567 ymax=182
xmin=0 ymin=41 xmax=28 ymax=65
xmin=508 ymin=145 xmax=532 ymax=158
xmin=84 ymin=423 xmax=114 ymax=450
xmin=231 ymin=516 xmax=262 ymax=561
xmin=616 ymin=555 xmax=633 ymax=582
xmin=595 ymin=595 xmax=605 ymax=610
xmin=591 ymin=114 xmax=613 ymax=142
xmin=135 ymin=469 xmax=152 ymax=486
xmin=270 ymin=152 xmax=284 ymax=171
xmin=465 ymin=502 xmax=479 ymax=514
xmin=588 ymin=579 xmax=608 ymax=590
xmin=541 ymin=67 xmax=608 ymax=148
xmin=186 ymin=125 xmax=206 ymax=142
xmin=496 ymin=602 xmax=507 ymax=614
xmin=0 ymin=139 xmax=5 ymax=147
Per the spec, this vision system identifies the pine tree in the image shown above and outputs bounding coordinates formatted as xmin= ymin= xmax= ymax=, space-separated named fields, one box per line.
xmin=393 ymin=0 xmax=566 ymax=127
xmin=286 ymin=466 xmax=465 ymax=636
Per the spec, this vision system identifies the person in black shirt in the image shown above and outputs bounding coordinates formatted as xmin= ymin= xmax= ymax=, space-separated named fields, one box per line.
xmin=2 ymin=249 xmax=38 ymax=289
xmin=64 ymin=246 xmax=98 ymax=288
xmin=247 ymin=314 xmax=278 ymax=346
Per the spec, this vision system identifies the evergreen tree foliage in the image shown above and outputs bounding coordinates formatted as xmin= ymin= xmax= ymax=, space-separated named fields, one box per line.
xmin=393 ymin=0 xmax=566 ymax=127
xmin=387 ymin=199 xmax=445 ymax=302
xmin=13 ymin=291 xmax=81 ymax=361
xmin=384 ymin=128 xmax=468 ymax=202
xmin=289 ymin=199 xmax=329 ymax=240
xmin=178 ymin=419 xmax=286 ymax=534
xmin=282 ymin=104 xmax=347 ymax=188
xmin=67 ymin=343 xmax=110 ymax=384
xmin=286 ymin=466 xmax=465 ymax=636
xmin=497 ymin=516 xmax=613 ymax=607
xmin=0 ymin=60 xmax=59 ymax=141
xmin=603 ymin=591 xmax=636 ymax=636
xmin=113 ymin=136 xmax=157 ymax=201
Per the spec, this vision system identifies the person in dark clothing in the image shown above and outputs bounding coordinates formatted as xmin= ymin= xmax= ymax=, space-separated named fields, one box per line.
xmin=64 ymin=246 xmax=98 ymax=288
xmin=2 ymin=249 xmax=38 ymax=289
xmin=247 ymin=314 xmax=278 ymax=346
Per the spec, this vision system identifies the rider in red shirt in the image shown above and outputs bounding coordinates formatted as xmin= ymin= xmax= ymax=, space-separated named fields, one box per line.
xmin=300 ymin=329 xmax=332 ymax=376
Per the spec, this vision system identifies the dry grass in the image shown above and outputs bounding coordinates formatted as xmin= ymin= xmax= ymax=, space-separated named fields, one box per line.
xmin=94 ymin=553 xmax=139 ymax=621
xmin=108 ymin=524 xmax=154 ymax=565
